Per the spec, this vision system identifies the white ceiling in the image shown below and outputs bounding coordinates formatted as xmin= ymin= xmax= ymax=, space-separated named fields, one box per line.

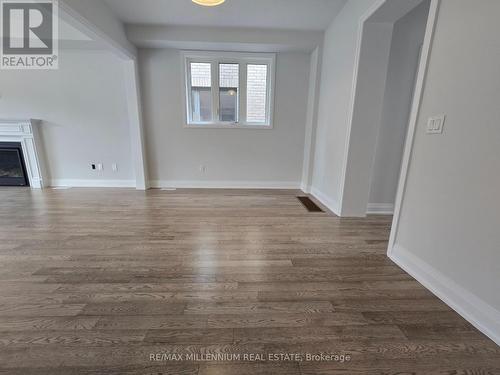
xmin=104 ymin=0 xmax=347 ymax=31
xmin=59 ymin=19 xmax=92 ymax=41
xmin=58 ymin=16 xmax=110 ymax=50
xmin=369 ymin=0 xmax=425 ymax=23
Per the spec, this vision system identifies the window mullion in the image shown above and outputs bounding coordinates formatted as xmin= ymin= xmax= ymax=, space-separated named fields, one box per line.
xmin=239 ymin=63 xmax=247 ymax=125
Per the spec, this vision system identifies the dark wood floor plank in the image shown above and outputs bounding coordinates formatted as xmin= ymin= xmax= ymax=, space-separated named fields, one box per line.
xmin=0 ymin=303 xmax=85 ymax=317
xmin=0 ymin=188 xmax=496 ymax=373
xmin=199 ymin=362 xmax=301 ymax=375
xmin=299 ymin=361 xmax=500 ymax=375
xmin=233 ymin=325 xmax=407 ymax=345
xmin=398 ymin=323 xmax=492 ymax=341
xmin=0 ymin=364 xmax=199 ymax=375
xmin=95 ymin=315 xmax=208 ymax=330
xmin=81 ymin=302 xmax=185 ymax=316
xmin=144 ymin=328 xmax=234 ymax=344
xmin=63 ymin=291 xmax=258 ymax=303
xmin=184 ymin=301 xmax=334 ymax=315
xmin=333 ymin=298 xmax=451 ymax=312
xmin=206 ymin=312 xmax=368 ymax=328
xmin=0 ymin=330 xmax=146 ymax=347
xmin=0 ymin=316 xmax=99 ymax=331
xmin=258 ymin=289 xmax=434 ymax=301
xmin=55 ymin=282 xmax=239 ymax=293
xmin=362 ymin=310 xmax=471 ymax=324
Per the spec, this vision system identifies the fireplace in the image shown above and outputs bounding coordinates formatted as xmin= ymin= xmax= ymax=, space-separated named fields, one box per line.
xmin=0 ymin=142 xmax=30 ymax=186
xmin=0 ymin=118 xmax=49 ymax=189
xmin=0 ymin=119 xmax=48 ymax=189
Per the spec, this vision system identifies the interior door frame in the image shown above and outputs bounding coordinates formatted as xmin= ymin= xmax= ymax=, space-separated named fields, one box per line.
xmin=387 ymin=0 xmax=441 ymax=255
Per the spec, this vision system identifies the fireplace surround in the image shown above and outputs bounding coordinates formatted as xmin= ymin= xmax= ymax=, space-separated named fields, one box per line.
xmin=0 ymin=119 xmax=48 ymax=188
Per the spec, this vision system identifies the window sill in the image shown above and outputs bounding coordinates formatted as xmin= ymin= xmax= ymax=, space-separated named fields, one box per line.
xmin=184 ymin=122 xmax=273 ymax=130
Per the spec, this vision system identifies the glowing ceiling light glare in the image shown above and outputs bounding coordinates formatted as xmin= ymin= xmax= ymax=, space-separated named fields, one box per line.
xmin=192 ymin=0 xmax=226 ymax=7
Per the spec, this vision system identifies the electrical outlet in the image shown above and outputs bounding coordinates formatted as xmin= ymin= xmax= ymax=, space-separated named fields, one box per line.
xmin=200 ymin=165 xmax=207 ymax=174
xmin=97 ymin=163 xmax=103 ymax=171
xmin=112 ymin=163 xmax=118 ymax=172
xmin=427 ymin=115 xmax=445 ymax=134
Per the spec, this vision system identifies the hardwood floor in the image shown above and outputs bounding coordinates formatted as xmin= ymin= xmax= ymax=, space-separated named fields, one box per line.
xmin=0 ymin=188 xmax=498 ymax=374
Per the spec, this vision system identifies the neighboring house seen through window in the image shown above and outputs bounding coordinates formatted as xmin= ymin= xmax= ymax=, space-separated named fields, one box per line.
xmin=190 ymin=62 xmax=212 ymax=123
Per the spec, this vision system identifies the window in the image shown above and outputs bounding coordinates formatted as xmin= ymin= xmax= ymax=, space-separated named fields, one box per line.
xmin=183 ymin=52 xmax=275 ymax=128
xmin=190 ymin=63 xmax=212 ymax=123
xmin=219 ymin=63 xmax=239 ymax=122
xmin=246 ymin=64 xmax=268 ymax=124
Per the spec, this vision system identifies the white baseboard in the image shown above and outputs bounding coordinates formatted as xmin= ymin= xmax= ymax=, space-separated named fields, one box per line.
xmin=310 ymin=187 xmax=341 ymax=216
xmin=149 ymin=180 xmax=301 ymax=190
xmin=301 ymin=184 xmax=311 ymax=194
xmin=390 ymin=244 xmax=500 ymax=346
xmin=367 ymin=203 xmax=394 ymax=215
xmin=50 ymin=179 xmax=136 ymax=188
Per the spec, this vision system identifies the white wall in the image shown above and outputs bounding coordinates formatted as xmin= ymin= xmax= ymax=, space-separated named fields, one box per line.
xmin=0 ymin=50 xmax=135 ymax=186
xmin=340 ymin=21 xmax=394 ymax=216
xmin=392 ymin=0 xmax=500 ymax=343
xmin=368 ymin=1 xmax=429 ymax=208
xmin=139 ymin=48 xmax=310 ymax=188
xmin=310 ymin=0 xmax=380 ymax=213
xmin=301 ymin=46 xmax=322 ymax=191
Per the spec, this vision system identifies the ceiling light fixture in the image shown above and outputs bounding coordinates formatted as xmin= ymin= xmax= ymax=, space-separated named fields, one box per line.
xmin=192 ymin=0 xmax=225 ymax=7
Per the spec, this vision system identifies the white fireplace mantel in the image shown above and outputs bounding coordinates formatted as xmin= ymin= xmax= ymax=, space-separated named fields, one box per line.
xmin=0 ymin=119 xmax=49 ymax=188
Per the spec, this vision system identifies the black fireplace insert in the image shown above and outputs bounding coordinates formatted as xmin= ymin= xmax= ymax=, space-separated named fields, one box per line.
xmin=0 ymin=142 xmax=30 ymax=186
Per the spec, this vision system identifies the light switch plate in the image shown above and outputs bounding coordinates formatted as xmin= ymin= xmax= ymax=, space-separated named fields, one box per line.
xmin=427 ymin=115 xmax=445 ymax=134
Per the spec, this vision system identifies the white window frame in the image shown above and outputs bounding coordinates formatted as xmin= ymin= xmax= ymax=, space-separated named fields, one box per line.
xmin=182 ymin=51 xmax=276 ymax=129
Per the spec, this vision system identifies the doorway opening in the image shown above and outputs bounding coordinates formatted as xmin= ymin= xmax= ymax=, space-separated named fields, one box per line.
xmin=340 ymin=0 xmax=432 ymax=217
